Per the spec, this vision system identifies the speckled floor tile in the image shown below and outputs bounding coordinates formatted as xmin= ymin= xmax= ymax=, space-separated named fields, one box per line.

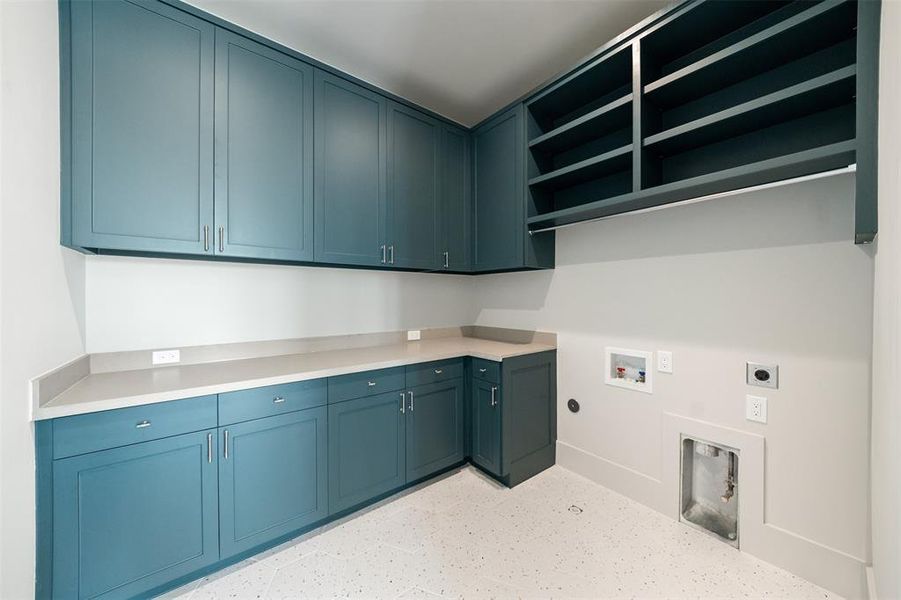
xmin=156 ymin=465 xmax=840 ymax=600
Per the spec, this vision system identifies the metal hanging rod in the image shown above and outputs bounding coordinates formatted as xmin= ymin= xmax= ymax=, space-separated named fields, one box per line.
xmin=528 ymin=164 xmax=857 ymax=235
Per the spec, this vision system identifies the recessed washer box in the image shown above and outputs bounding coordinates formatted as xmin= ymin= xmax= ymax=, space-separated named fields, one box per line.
xmin=605 ymin=347 xmax=652 ymax=394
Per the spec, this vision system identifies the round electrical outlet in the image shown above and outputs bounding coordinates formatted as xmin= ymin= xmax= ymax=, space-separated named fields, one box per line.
xmin=567 ymin=398 xmax=580 ymax=413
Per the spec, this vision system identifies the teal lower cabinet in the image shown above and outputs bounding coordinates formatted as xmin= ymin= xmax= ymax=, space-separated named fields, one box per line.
xmin=471 ymin=377 xmax=502 ymax=476
xmin=328 ymin=391 xmax=406 ymax=514
xmin=470 ymin=351 xmax=557 ymax=486
xmin=37 ymin=352 xmax=556 ymax=598
xmin=51 ymin=430 xmax=219 ymax=599
xmin=218 ymin=407 xmax=328 ymax=559
xmin=405 ymin=379 xmax=464 ymax=482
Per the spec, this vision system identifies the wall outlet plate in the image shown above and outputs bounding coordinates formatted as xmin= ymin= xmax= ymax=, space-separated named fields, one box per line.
xmin=746 ymin=394 xmax=767 ymax=423
xmin=747 ymin=362 xmax=778 ymax=389
xmin=657 ymin=350 xmax=673 ymax=373
xmin=407 ymin=330 xmax=421 ymax=341
xmin=152 ymin=349 xmax=180 ymax=365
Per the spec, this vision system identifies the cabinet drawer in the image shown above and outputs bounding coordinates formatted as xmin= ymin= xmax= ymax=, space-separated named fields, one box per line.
xmin=472 ymin=358 xmax=500 ymax=383
xmin=219 ymin=379 xmax=326 ymax=425
xmin=406 ymin=359 xmax=463 ymax=387
xmin=52 ymin=395 xmax=218 ymax=459
xmin=328 ymin=367 xmax=406 ymax=404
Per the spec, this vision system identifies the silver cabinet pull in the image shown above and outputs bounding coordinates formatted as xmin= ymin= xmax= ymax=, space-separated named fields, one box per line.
xmin=400 ymin=392 xmax=405 ymax=414
xmin=479 ymin=368 xmax=487 ymax=373
xmin=207 ymin=432 xmax=213 ymax=463
xmin=388 ymin=245 xmax=395 ymax=264
xmin=223 ymin=430 xmax=229 ymax=460
xmin=218 ymin=226 xmax=224 ymax=252
xmin=135 ymin=420 xmax=151 ymax=429
xmin=273 ymin=396 xmax=286 ymax=404
xmin=380 ymin=244 xmax=387 ymax=264
xmin=443 ymin=251 xmax=449 ymax=269
xmin=367 ymin=381 xmax=376 ymax=387
xmin=490 ymin=386 xmax=497 ymax=407
xmin=434 ymin=369 xmax=443 ymax=374
xmin=203 ymin=226 xmax=209 ymax=252
xmin=408 ymin=391 xmax=414 ymax=412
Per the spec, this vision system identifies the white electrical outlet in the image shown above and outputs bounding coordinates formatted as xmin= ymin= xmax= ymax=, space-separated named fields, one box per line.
xmin=746 ymin=394 xmax=767 ymax=423
xmin=407 ymin=330 xmax=421 ymax=341
xmin=152 ymin=349 xmax=181 ymax=365
xmin=657 ymin=350 xmax=673 ymax=373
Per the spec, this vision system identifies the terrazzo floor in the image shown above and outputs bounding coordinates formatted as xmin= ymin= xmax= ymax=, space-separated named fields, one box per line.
xmin=161 ymin=465 xmax=837 ymax=599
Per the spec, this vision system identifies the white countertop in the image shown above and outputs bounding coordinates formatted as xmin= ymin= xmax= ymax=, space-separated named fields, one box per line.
xmin=36 ymin=337 xmax=555 ymax=420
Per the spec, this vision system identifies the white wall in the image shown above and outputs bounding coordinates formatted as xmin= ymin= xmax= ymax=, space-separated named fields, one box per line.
xmin=0 ymin=2 xmax=87 ymax=598
xmin=473 ymin=175 xmax=874 ymax=597
xmin=870 ymin=3 xmax=901 ymax=599
xmin=84 ymin=257 xmax=477 ymax=352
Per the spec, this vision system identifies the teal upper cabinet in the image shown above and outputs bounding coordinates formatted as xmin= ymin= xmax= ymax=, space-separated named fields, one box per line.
xmin=52 ymin=430 xmax=219 ymax=599
xmin=439 ymin=125 xmax=472 ymax=271
xmin=68 ymin=0 xmax=214 ymax=255
xmin=387 ymin=102 xmax=441 ymax=270
xmin=219 ymin=407 xmax=328 ymax=559
xmin=314 ymin=72 xmax=389 ymax=267
xmin=473 ymin=106 xmax=523 ymax=271
xmin=406 ymin=379 xmax=464 ymax=481
xmin=214 ymin=31 xmax=314 ymax=261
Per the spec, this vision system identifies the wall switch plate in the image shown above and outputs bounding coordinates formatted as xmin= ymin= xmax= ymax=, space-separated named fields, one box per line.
xmin=747 ymin=362 xmax=778 ymax=389
xmin=746 ymin=394 xmax=767 ymax=423
xmin=657 ymin=350 xmax=673 ymax=373
xmin=407 ymin=330 xmax=421 ymax=341
xmin=152 ymin=349 xmax=180 ymax=365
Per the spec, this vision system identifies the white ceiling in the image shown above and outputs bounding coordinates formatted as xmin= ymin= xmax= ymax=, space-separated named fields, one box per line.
xmin=185 ymin=0 xmax=670 ymax=126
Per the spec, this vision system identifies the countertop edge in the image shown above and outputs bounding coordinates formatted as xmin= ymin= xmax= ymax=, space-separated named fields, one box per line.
xmin=34 ymin=344 xmax=556 ymax=421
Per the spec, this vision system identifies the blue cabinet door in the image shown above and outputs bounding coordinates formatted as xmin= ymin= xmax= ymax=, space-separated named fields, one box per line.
xmin=328 ymin=391 xmax=406 ymax=514
xmin=406 ymin=379 xmax=464 ymax=481
xmin=219 ymin=407 xmax=328 ymax=559
xmin=69 ymin=0 xmax=214 ymax=255
xmin=471 ymin=378 xmax=502 ymax=476
xmin=52 ymin=430 xmax=218 ymax=599
xmin=214 ymin=30 xmax=314 ymax=261
xmin=473 ymin=105 xmax=525 ymax=271
xmin=387 ymin=102 xmax=441 ymax=269
xmin=440 ymin=125 xmax=472 ymax=271
xmin=314 ymin=72 xmax=388 ymax=267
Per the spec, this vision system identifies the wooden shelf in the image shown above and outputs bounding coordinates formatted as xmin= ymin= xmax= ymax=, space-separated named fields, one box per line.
xmin=527 ymin=140 xmax=855 ymax=230
xmin=529 ymin=94 xmax=631 ymax=154
xmin=528 ymin=144 xmax=632 ymax=191
xmin=644 ymin=66 xmax=856 ymax=155
xmin=643 ymin=0 xmax=856 ymax=108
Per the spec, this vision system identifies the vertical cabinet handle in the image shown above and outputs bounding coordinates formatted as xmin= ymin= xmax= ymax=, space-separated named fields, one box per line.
xmin=381 ymin=244 xmax=387 ymax=264
xmin=223 ymin=430 xmax=229 ymax=460
xmin=443 ymin=251 xmax=449 ymax=269
xmin=207 ymin=432 xmax=213 ymax=463
xmin=203 ymin=226 xmax=209 ymax=252
xmin=408 ymin=391 xmax=414 ymax=412
xmin=218 ymin=226 xmax=224 ymax=252
xmin=400 ymin=392 xmax=405 ymax=414
xmin=388 ymin=245 xmax=395 ymax=264
xmin=490 ymin=386 xmax=497 ymax=407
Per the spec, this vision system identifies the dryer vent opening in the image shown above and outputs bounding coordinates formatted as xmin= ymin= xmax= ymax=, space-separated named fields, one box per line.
xmin=680 ymin=437 xmax=739 ymax=547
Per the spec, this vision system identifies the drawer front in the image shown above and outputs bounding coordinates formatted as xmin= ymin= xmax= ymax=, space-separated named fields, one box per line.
xmin=472 ymin=358 xmax=500 ymax=383
xmin=328 ymin=367 xmax=406 ymax=404
xmin=219 ymin=379 xmax=327 ymax=425
xmin=405 ymin=359 xmax=464 ymax=387
xmin=52 ymin=395 xmax=218 ymax=459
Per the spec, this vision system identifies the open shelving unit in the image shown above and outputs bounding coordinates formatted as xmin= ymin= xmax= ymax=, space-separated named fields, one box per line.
xmin=524 ymin=0 xmax=879 ymax=243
